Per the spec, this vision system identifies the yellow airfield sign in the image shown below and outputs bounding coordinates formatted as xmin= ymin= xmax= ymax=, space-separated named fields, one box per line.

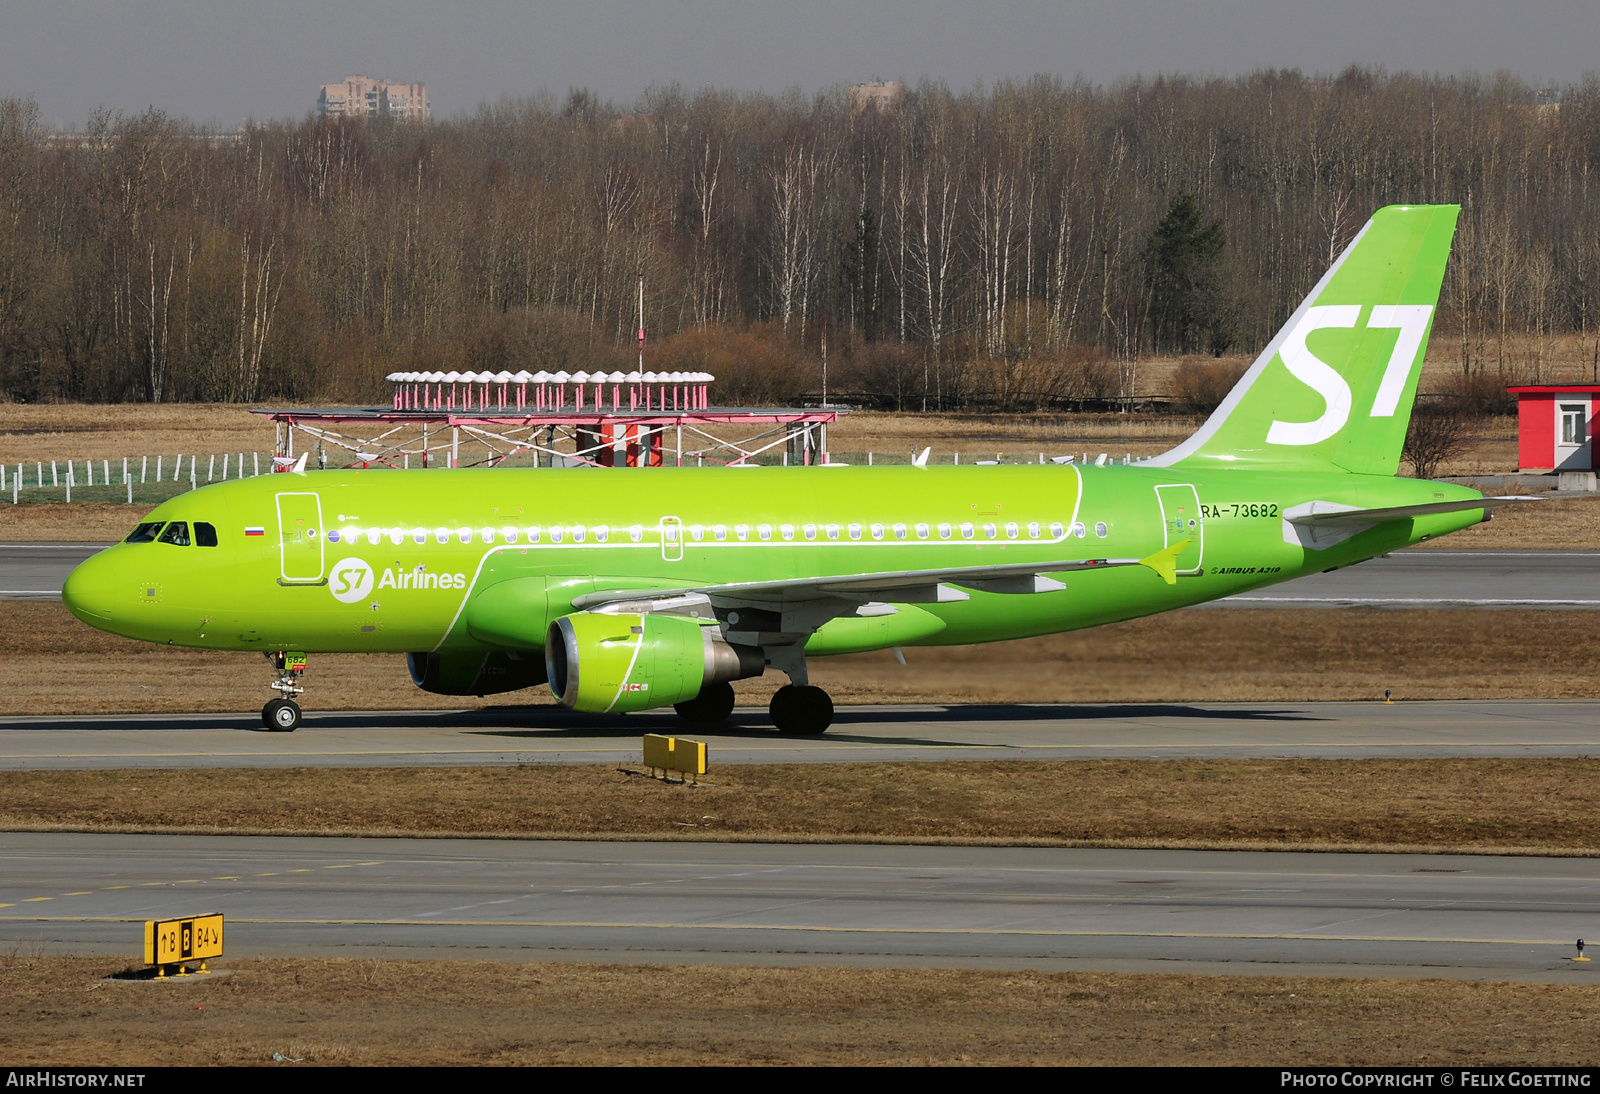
xmin=144 ymin=913 xmax=224 ymax=967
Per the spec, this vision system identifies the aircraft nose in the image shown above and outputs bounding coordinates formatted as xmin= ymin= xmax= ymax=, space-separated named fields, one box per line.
xmin=61 ymin=550 xmax=121 ymax=629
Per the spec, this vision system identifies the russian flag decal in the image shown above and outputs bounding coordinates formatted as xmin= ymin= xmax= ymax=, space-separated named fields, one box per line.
xmin=245 ymin=526 xmax=265 ymax=537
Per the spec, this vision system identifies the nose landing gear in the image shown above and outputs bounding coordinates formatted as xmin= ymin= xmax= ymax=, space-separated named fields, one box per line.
xmin=262 ymin=651 xmax=306 ymax=732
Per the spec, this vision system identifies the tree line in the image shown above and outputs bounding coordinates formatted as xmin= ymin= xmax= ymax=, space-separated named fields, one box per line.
xmin=1 ymin=67 xmax=1598 ymax=409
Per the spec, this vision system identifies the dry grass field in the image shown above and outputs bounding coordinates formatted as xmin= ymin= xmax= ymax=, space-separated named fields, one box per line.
xmin=7 ymin=583 xmax=1566 ymax=726
xmin=2 ymin=759 xmax=1597 ymax=853
xmin=5 ymin=601 xmax=1599 ymax=716
xmin=1 ymin=955 xmax=1594 ymax=1066
xmin=0 ymin=400 xmax=1563 ymax=542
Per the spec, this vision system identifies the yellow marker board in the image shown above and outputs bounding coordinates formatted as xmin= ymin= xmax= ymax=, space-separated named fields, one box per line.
xmin=642 ymin=733 xmax=707 ymax=776
xmin=144 ymin=913 xmax=224 ymax=966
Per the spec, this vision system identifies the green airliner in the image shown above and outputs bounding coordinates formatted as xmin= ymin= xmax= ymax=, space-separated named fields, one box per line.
xmin=63 ymin=204 xmax=1516 ymax=734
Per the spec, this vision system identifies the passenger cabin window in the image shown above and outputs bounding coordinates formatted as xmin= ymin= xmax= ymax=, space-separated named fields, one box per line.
xmin=780 ymin=524 xmax=794 ymax=541
xmin=480 ymin=527 xmax=496 ymax=543
xmin=502 ymin=527 xmax=518 ymax=544
xmin=983 ymin=522 xmax=997 ymax=539
xmin=803 ymin=524 xmax=817 ymax=541
xmin=527 ymin=527 xmax=542 ymax=543
xmin=871 ymin=523 xmax=885 ymax=540
xmin=194 ymin=522 xmax=219 ymax=547
xmin=758 ymin=524 xmax=772 ymax=541
xmin=125 ymin=522 xmax=164 ymax=544
xmin=848 ymin=524 xmax=862 ymax=541
xmin=892 ymin=524 xmax=906 ymax=540
xmin=826 ymin=524 xmax=840 ymax=540
xmin=1028 ymin=522 xmax=1041 ymax=539
xmin=1050 ymin=522 xmax=1065 ymax=538
xmin=938 ymin=523 xmax=952 ymax=540
xmin=960 ymin=522 xmax=975 ymax=539
xmin=915 ymin=523 xmax=929 ymax=539
xmin=435 ymin=528 xmax=450 ymax=544
xmin=1005 ymin=522 xmax=1019 ymax=539
xmin=457 ymin=528 xmax=472 ymax=544
xmin=157 ymin=521 xmax=191 ymax=546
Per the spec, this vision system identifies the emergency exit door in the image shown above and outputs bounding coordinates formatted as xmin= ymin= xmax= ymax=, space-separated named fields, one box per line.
xmin=1155 ymin=484 xmax=1204 ymax=576
xmin=276 ymin=491 xmax=326 ymax=583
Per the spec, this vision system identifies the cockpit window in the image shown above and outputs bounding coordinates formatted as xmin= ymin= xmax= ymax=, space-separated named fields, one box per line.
xmin=124 ymin=522 xmax=164 ymax=544
xmin=194 ymin=522 xmax=219 ymax=547
xmin=157 ymin=521 xmax=191 ymax=546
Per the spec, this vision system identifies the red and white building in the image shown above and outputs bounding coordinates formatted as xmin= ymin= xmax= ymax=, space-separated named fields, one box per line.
xmin=1508 ymin=383 xmax=1600 ymax=471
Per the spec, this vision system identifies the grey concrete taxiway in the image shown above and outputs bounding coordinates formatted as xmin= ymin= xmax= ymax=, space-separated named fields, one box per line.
xmin=0 ymin=542 xmax=102 ymax=598
xmin=1 ymin=699 xmax=1597 ymax=769
xmin=2 ymin=833 xmax=1595 ymax=981
xmin=5 ymin=544 xmax=1600 ymax=606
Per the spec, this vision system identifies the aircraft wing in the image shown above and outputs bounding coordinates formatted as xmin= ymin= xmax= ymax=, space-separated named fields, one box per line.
xmin=569 ymin=540 xmax=1190 ymax=614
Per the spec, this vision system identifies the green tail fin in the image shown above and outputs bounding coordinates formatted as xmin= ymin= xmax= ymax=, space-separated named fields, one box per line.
xmin=1148 ymin=204 xmax=1459 ymax=474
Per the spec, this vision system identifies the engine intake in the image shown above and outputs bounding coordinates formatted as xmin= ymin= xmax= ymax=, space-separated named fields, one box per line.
xmin=546 ymin=612 xmax=763 ymax=713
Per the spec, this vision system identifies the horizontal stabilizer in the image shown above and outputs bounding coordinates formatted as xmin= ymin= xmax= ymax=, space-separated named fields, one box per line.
xmin=1282 ymin=495 xmax=1540 ymax=550
xmin=1286 ymin=496 xmax=1541 ymax=527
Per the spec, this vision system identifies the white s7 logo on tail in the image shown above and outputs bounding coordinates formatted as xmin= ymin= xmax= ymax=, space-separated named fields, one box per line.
xmin=1266 ymin=306 xmax=1360 ymax=446
xmin=1266 ymin=303 xmax=1436 ymax=445
xmin=1366 ymin=305 xmax=1434 ymax=417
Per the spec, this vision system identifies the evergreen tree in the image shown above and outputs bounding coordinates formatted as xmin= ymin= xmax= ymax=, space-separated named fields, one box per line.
xmin=1145 ymin=193 xmax=1230 ymax=355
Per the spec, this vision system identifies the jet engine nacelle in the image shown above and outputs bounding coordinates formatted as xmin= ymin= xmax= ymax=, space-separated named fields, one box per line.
xmin=545 ymin=612 xmax=763 ymax=713
xmin=406 ymin=649 xmax=548 ymax=696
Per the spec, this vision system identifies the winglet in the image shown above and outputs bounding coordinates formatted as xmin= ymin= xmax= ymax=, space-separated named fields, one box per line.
xmin=912 ymin=446 xmax=931 ymax=468
xmin=1138 ymin=539 xmax=1190 ymax=586
xmin=292 ymin=453 xmax=309 ymax=475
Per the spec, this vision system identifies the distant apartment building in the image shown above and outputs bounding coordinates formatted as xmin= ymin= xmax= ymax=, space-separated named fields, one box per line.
xmin=317 ymin=76 xmax=428 ymax=120
xmin=849 ymin=80 xmax=901 ymax=112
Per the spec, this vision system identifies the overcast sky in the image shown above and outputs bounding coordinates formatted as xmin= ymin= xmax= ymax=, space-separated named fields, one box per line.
xmin=4 ymin=1 xmax=1598 ymax=129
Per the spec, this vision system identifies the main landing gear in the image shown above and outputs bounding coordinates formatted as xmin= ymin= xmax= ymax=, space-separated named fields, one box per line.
xmin=769 ymin=684 xmax=833 ymax=736
xmin=261 ymin=651 xmax=306 ymax=732
xmin=674 ymin=680 xmax=737 ymax=724
xmin=670 ymin=642 xmax=833 ymax=735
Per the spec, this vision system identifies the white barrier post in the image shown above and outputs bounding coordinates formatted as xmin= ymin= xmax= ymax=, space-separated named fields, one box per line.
xmin=141 ymin=456 xmax=147 ymax=484
xmin=237 ymin=453 xmax=243 ymax=479
xmin=84 ymin=459 xmax=91 ymax=487
xmin=207 ymin=454 xmax=215 ymax=482
xmin=189 ymin=458 xmax=196 ymax=490
xmin=123 ymin=457 xmax=129 ymax=484
xmin=50 ymin=460 xmax=57 ymax=487
xmin=155 ymin=456 xmax=162 ymax=482
xmin=221 ymin=453 xmax=229 ymax=480
xmin=173 ymin=456 xmax=181 ymax=483
xmin=65 ymin=463 xmax=71 ymax=503
xmin=126 ymin=477 xmax=132 ymax=504
xmin=253 ymin=452 xmax=259 ymax=477
xmin=104 ymin=459 xmax=109 ymax=485
xmin=35 ymin=461 xmax=41 ymax=487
